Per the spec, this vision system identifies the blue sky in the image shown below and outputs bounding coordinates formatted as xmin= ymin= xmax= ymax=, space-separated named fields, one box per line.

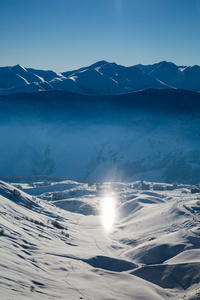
xmin=1 ymin=0 xmax=200 ymax=71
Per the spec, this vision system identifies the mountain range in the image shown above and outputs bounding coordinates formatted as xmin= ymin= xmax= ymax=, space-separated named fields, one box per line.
xmin=1 ymin=60 xmax=200 ymax=183
xmin=1 ymin=60 xmax=200 ymax=95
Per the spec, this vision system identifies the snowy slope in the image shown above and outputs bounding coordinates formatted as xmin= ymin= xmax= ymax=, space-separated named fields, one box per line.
xmin=0 ymin=179 xmax=200 ymax=299
xmin=0 ymin=65 xmax=68 ymax=95
xmin=62 ymin=61 xmax=169 ymax=95
xmin=0 ymin=88 xmax=200 ymax=183
xmin=26 ymin=67 xmax=65 ymax=82
xmin=137 ymin=61 xmax=200 ymax=91
xmin=0 ymin=65 xmax=44 ymax=89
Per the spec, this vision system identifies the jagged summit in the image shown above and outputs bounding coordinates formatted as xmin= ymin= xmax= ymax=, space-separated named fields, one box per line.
xmin=88 ymin=60 xmax=108 ymax=68
xmin=12 ymin=64 xmax=28 ymax=72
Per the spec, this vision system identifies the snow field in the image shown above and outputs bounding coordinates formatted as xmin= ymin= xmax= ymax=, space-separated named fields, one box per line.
xmin=0 ymin=180 xmax=200 ymax=299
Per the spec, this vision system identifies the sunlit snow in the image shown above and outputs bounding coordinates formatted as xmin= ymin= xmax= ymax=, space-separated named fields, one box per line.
xmin=101 ymin=194 xmax=116 ymax=232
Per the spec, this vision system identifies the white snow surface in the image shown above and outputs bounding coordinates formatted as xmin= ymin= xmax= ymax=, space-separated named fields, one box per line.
xmin=0 ymin=179 xmax=200 ymax=299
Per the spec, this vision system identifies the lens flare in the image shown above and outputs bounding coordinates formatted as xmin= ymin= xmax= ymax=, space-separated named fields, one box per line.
xmin=101 ymin=195 xmax=116 ymax=232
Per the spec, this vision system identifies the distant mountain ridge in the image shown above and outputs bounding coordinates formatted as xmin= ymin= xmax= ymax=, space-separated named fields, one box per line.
xmin=1 ymin=61 xmax=200 ymax=95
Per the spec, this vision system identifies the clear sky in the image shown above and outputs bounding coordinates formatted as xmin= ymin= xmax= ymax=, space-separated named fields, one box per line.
xmin=1 ymin=0 xmax=200 ymax=71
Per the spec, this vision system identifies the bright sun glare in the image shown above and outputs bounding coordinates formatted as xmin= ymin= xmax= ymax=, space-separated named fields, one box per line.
xmin=101 ymin=195 xmax=116 ymax=232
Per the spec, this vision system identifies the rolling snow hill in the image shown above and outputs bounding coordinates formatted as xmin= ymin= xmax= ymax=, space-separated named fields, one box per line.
xmin=0 ymin=179 xmax=200 ymax=299
xmin=1 ymin=61 xmax=200 ymax=96
xmin=0 ymin=88 xmax=200 ymax=183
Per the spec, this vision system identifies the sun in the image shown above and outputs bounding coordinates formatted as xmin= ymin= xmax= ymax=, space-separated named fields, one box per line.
xmin=101 ymin=195 xmax=116 ymax=232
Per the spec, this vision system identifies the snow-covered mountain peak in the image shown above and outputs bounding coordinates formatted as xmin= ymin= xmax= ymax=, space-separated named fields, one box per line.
xmin=88 ymin=60 xmax=109 ymax=68
xmin=12 ymin=64 xmax=27 ymax=72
